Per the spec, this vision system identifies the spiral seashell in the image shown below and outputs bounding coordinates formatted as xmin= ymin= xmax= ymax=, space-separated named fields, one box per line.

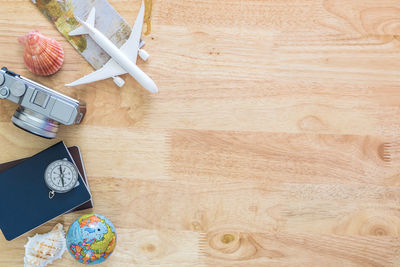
xmin=24 ymin=223 xmax=67 ymax=267
xmin=18 ymin=30 xmax=64 ymax=76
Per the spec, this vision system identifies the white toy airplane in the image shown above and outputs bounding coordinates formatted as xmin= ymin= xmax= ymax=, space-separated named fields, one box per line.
xmin=66 ymin=0 xmax=158 ymax=93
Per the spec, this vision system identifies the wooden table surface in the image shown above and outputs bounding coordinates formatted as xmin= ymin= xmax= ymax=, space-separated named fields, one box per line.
xmin=1 ymin=0 xmax=400 ymax=266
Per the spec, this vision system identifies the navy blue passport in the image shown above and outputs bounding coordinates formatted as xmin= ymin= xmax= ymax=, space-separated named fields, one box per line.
xmin=0 ymin=141 xmax=92 ymax=241
xmin=0 ymin=146 xmax=93 ymax=212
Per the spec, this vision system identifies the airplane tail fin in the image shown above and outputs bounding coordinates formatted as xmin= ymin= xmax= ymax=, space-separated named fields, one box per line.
xmin=68 ymin=7 xmax=96 ymax=36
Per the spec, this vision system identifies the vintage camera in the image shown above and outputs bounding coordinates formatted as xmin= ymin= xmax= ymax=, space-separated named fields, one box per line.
xmin=0 ymin=67 xmax=86 ymax=139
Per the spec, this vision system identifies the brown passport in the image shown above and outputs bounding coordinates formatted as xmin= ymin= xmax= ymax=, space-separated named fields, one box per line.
xmin=0 ymin=146 xmax=93 ymax=212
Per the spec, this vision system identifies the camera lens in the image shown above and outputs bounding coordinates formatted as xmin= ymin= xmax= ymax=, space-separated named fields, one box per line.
xmin=11 ymin=107 xmax=59 ymax=139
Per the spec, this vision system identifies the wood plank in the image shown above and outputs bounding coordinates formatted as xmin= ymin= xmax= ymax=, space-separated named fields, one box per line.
xmin=169 ymin=129 xmax=398 ymax=185
xmin=203 ymin=232 xmax=400 ymax=266
xmin=0 ymin=123 xmax=169 ymax=180
xmin=84 ymin=177 xmax=400 ymax=235
xmin=0 ymin=227 xmax=205 ymax=266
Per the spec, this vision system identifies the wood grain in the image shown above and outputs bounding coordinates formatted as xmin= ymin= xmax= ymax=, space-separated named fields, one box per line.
xmin=1 ymin=0 xmax=400 ymax=266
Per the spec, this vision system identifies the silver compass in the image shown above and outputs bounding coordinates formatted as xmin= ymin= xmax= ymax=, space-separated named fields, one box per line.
xmin=44 ymin=158 xmax=78 ymax=199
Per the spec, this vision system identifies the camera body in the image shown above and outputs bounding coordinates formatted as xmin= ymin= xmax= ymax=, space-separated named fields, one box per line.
xmin=0 ymin=67 xmax=86 ymax=139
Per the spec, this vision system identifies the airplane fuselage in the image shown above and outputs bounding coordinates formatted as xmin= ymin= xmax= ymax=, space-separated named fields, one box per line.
xmin=80 ymin=20 xmax=158 ymax=93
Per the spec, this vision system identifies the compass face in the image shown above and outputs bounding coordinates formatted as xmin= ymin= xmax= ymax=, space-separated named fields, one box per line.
xmin=44 ymin=159 xmax=78 ymax=193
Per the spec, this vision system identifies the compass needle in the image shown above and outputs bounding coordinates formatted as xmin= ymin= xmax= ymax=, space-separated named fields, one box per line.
xmin=44 ymin=158 xmax=79 ymax=199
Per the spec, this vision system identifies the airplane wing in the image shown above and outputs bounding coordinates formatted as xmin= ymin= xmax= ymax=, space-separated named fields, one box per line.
xmin=65 ymin=58 xmax=126 ymax=86
xmin=66 ymin=0 xmax=146 ymax=87
xmin=119 ymin=0 xmax=145 ymax=64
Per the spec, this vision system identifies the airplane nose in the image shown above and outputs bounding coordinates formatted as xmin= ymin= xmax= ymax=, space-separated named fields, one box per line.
xmin=129 ymin=64 xmax=158 ymax=93
xmin=148 ymin=81 xmax=158 ymax=93
xmin=140 ymin=72 xmax=158 ymax=93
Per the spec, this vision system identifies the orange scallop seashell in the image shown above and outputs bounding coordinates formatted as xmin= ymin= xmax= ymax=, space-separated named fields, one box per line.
xmin=18 ymin=30 xmax=64 ymax=76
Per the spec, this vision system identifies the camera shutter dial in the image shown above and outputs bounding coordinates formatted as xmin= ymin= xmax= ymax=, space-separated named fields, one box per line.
xmin=10 ymin=81 xmax=26 ymax=97
xmin=0 ymin=87 xmax=9 ymax=99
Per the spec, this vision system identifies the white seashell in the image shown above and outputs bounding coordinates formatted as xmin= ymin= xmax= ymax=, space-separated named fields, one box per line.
xmin=24 ymin=223 xmax=67 ymax=267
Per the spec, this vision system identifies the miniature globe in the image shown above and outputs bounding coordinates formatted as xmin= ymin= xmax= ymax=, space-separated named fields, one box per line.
xmin=66 ymin=213 xmax=116 ymax=264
